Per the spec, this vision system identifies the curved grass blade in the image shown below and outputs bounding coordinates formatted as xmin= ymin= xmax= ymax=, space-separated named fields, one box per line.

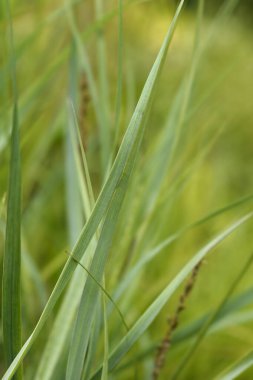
xmin=172 ymin=251 xmax=253 ymax=379
xmin=90 ymin=213 xmax=253 ymax=379
xmin=2 ymin=0 xmax=22 ymax=379
xmin=68 ymin=252 xmax=128 ymax=332
xmin=2 ymin=2 xmax=185 ymax=378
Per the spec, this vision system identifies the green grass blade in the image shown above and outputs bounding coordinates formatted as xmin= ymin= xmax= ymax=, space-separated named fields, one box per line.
xmin=68 ymin=252 xmax=128 ymax=332
xmin=2 ymin=103 xmax=22 ymax=380
xmin=113 ymin=289 xmax=253 ymax=372
xmin=91 ymin=213 xmax=253 ymax=379
xmin=96 ymin=0 xmax=112 ymax=174
xmin=81 ymin=304 xmax=102 ymax=380
xmin=215 ymin=349 xmax=253 ymax=380
xmin=173 ymin=285 xmax=253 ymax=345
xmin=101 ymin=284 xmax=109 ymax=380
xmin=68 ymin=100 xmax=95 ymax=214
xmin=112 ymin=193 xmax=253 ymax=305
xmin=2 ymin=2 xmax=185 ymax=378
xmin=2 ymin=0 xmax=22 ymax=379
xmin=68 ymin=101 xmax=93 ymax=218
xmin=111 ymin=0 xmax=124 ymax=164
xmin=21 ymin=239 xmax=47 ymax=310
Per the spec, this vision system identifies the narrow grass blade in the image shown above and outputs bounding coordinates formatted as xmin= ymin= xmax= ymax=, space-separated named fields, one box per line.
xmin=111 ymin=0 xmax=124 ymax=164
xmin=91 ymin=213 xmax=253 ymax=379
xmin=95 ymin=0 xmax=111 ymax=171
xmin=68 ymin=99 xmax=95 ymax=214
xmin=101 ymin=284 xmax=109 ymax=380
xmin=2 ymin=102 xmax=22 ymax=380
xmin=111 ymin=308 xmax=253 ymax=375
xmin=2 ymin=1 xmax=22 ymax=379
xmin=22 ymin=239 xmax=47 ymax=309
xmin=172 ymin=251 xmax=253 ymax=379
xmin=215 ymin=349 xmax=253 ymax=380
xmin=173 ymin=285 xmax=253 ymax=344
xmin=68 ymin=252 xmax=128 ymax=332
xmin=112 ymin=193 xmax=253 ymax=305
xmin=81 ymin=304 xmax=102 ymax=380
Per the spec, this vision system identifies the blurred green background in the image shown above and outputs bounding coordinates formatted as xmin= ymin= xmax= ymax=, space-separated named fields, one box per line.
xmin=1 ymin=0 xmax=253 ymax=379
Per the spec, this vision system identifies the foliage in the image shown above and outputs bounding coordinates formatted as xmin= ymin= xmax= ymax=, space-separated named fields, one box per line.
xmin=1 ymin=0 xmax=253 ymax=379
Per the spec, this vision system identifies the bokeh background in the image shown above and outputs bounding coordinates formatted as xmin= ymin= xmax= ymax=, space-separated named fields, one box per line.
xmin=1 ymin=0 xmax=253 ymax=379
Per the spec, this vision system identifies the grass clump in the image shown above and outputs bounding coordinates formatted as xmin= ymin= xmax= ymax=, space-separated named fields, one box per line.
xmin=1 ymin=0 xmax=253 ymax=379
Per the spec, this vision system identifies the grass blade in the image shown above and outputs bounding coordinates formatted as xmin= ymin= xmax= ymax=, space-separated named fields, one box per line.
xmin=81 ymin=304 xmax=102 ymax=380
xmin=215 ymin=349 xmax=253 ymax=380
xmin=68 ymin=252 xmax=128 ymax=332
xmin=112 ymin=193 xmax=253 ymax=305
xmin=173 ymin=285 xmax=253 ymax=345
xmin=101 ymin=284 xmax=109 ymax=380
xmin=95 ymin=0 xmax=112 ymax=177
xmin=112 ymin=288 xmax=253 ymax=373
xmin=2 ymin=104 xmax=22 ymax=380
xmin=111 ymin=0 xmax=124 ymax=165
xmin=91 ymin=213 xmax=253 ymax=379
xmin=2 ymin=0 xmax=22 ymax=379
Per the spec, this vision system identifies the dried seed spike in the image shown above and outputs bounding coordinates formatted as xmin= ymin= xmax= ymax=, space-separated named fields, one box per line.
xmin=152 ymin=260 xmax=203 ymax=380
xmin=78 ymin=72 xmax=91 ymax=149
